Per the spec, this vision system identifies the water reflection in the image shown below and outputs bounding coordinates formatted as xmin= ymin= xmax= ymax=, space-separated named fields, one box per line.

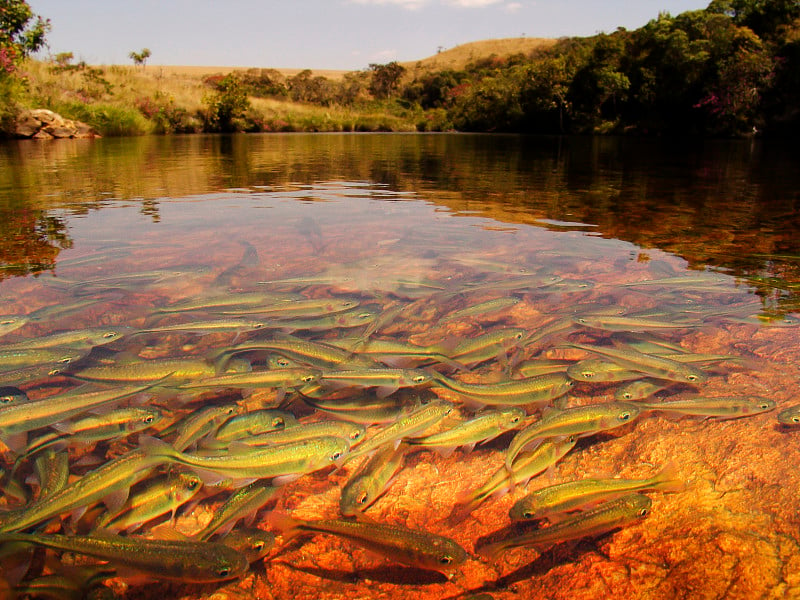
xmin=1 ymin=134 xmax=799 ymax=302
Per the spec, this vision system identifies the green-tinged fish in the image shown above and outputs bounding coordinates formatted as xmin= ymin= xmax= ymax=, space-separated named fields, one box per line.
xmin=0 ymin=532 xmax=248 ymax=583
xmin=510 ymin=463 xmax=681 ymax=521
xmin=11 ymin=565 xmax=115 ymax=600
xmin=433 ymin=372 xmax=574 ymax=407
xmin=446 ymin=436 xmax=578 ymax=524
xmin=0 ymin=346 xmax=88 ymax=372
xmin=70 ymin=357 xmax=226 ymax=383
xmin=157 ymin=291 xmax=298 ymax=313
xmin=0 ymin=386 xmax=28 ymax=405
xmin=218 ymin=527 xmax=275 ymax=563
xmin=195 ymin=481 xmax=278 ymax=540
xmin=2 ymin=327 xmax=130 ymax=350
xmin=614 ymin=379 xmax=672 ymax=401
xmin=0 ymin=382 xmax=163 ymax=452
xmin=18 ymin=406 xmax=163 ymax=462
xmin=268 ymin=307 xmax=380 ymax=332
xmin=219 ymin=297 xmax=359 ymax=318
xmin=574 ymin=314 xmax=697 ymax=332
xmin=476 ymin=493 xmax=651 ymax=559
xmin=505 ymin=402 xmax=641 ymax=471
xmin=0 ymin=446 xmax=173 ymax=533
xmin=216 ymin=334 xmax=378 ymax=370
xmin=345 ymin=399 xmax=454 ymax=462
xmin=151 ymin=435 xmax=349 ymax=484
xmin=340 ymin=444 xmax=406 ymax=517
xmin=778 ymin=405 xmax=800 ymax=425
xmin=566 ymin=342 xmax=707 ymax=384
xmin=637 ymin=396 xmax=775 ymax=419
xmin=203 ymin=419 xmax=365 ymax=450
xmin=328 ymin=337 xmax=465 ymax=369
xmin=513 ymin=359 xmax=573 ymax=378
xmin=171 ymin=403 xmax=242 ymax=451
xmin=0 ymin=316 xmax=28 ymax=338
xmin=178 ymin=367 xmax=319 ymax=391
xmin=96 ymin=472 xmax=203 ymax=533
xmin=0 ymin=363 xmax=66 ymax=387
xmin=303 ymin=393 xmax=421 ymax=425
xmin=407 ymin=407 xmax=525 ymax=452
xmin=136 ymin=318 xmax=267 ymax=334
xmin=444 ymin=328 xmax=527 ymax=363
xmin=213 ymin=410 xmax=299 ymax=442
xmin=566 ymin=359 xmax=645 ymax=383
xmin=32 ymin=449 xmax=70 ymax=501
xmin=269 ymin=513 xmax=467 ymax=574
xmin=320 ymin=368 xmax=433 ymax=396
xmin=440 ymin=297 xmax=521 ymax=323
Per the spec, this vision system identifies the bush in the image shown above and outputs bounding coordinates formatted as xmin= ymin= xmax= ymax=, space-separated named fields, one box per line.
xmin=57 ymin=101 xmax=151 ymax=136
xmin=203 ymin=73 xmax=250 ymax=132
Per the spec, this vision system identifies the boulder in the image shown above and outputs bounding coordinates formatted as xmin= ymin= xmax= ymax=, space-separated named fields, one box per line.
xmin=12 ymin=109 xmax=99 ymax=139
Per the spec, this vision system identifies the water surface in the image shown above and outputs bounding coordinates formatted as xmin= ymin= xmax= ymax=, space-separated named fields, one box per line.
xmin=0 ymin=134 xmax=798 ymax=599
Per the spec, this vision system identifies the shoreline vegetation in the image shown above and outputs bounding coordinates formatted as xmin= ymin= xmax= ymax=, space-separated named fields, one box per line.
xmin=2 ymin=1 xmax=799 ymax=138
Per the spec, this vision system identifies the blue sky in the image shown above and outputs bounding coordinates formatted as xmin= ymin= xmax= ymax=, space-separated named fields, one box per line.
xmin=29 ymin=0 xmax=710 ymax=70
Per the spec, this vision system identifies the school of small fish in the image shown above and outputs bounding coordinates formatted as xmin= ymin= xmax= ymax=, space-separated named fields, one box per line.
xmin=0 ymin=240 xmax=796 ymax=599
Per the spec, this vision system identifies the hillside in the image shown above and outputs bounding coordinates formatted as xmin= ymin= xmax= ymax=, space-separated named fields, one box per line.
xmin=403 ymin=37 xmax=556 ymax=73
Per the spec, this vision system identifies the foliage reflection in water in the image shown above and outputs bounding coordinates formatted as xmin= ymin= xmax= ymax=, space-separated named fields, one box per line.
xmin=0 ymin=134 xmax=798 ymax=599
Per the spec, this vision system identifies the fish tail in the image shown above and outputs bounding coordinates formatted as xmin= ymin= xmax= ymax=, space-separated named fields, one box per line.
xmin=650 ymin=460 xmax=686 ymax=492
xmin=265 ymin=511 xmax=303 ymax=542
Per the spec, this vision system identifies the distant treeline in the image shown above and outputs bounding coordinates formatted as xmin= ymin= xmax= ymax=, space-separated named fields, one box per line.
xmin=225 ymin=0 xmax=800 ymax=136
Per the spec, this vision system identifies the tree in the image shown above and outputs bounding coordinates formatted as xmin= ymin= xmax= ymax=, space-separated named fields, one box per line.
xmin=0 ymin=0 xmax=49 ymax=74
xmin=203 ymin=73 xmax=250 ymax=132
xmin=128 ymin=48 xmax=151 ymax=69
xmin=368 ymin=62 xmax=406 ymax=99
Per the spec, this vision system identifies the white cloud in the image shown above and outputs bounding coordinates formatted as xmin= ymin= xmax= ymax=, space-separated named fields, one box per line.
xmin=443 ymin=0 xmax=504 ymax=6
xmin=505 ymin=2 xmax=523 ymax=12
xmin=348 ymin=0 xmax=429 ymax=9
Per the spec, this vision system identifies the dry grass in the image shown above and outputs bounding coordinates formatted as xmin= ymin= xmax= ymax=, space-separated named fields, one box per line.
xmin=146 ymin=65 xmax=352 ymax=80
xmin=403 ymin=37 xmax=556 ymax=74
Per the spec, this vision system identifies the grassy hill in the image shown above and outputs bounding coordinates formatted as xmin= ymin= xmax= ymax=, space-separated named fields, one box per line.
xmin=403 ymin=37 xmax=556 ymax=74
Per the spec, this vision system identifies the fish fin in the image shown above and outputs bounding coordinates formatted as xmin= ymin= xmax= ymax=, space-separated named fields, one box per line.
xmin=436 ymin=446 xmax=456 ymax=459
xmin=651 ymin=460 xmax=686 ymax=492
xmin=375 ymin=385 xmax=399 ymax=399
xmin=462 ymin=442 xmax=476 ymax=454
xmin=265 ymin=511 xmax=301 ymax=539
xmin=272 ymin=473 xmax=301 ymax=487
xmin=0 ymin=547 xmax=35 ymax=587
xmin=2 ymin=433 xmax=27 ymax=454
xmin=102 ymin=488 xmax=130 ymax=514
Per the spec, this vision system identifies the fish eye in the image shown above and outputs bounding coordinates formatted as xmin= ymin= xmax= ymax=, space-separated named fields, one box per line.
xmin=619 ymin=411 xmax=632 ymax=421
xmin=577 ymin=318 xmax=587 ymax=324
xmin=103 ymin=331 xmax=117 ymax=338
xmin=58 ymin=357 xmax=73 ymax=364
xmin=510 ymin=416 xmax=521 ymax=423
xmin=412 ymin=375 xmax=427 ymax=383
xmin=638 ymin=508 xmax=649 ymax=517
xmin=277 ymin=358 xmax=290 ymax=366
xmin=523 ymin=510 xmax=534 ymax=519
xmin=302 ymin=375 xmax=316 ymax=382
xmin=514 ymin=332 xmax=524 ymax=340
xmin=144 ymin=415 xmax=155 ymax=424
xmin=253 ymin=541 xmax=265 ymax=551
xmin=566 ymin=380 xmax=574 ymax=387
xmin=48 ymin=368 xmax=61 ymax=376
xmin=188 ymin=479 xmax=200 ymax=490
xmin=759 ymin=402 xmax=770 ymax=409
xmin=357 ymin=312 xmax=372 ymax=319
xmin=0 ymin=396 xmax=12 ymax=404
xmin=1 ymin=319 xmax=13 ymax=325
xmin=439 ymin=556 xmax=453 ymax=565
xmin=686 ymin=374 xmax=698 ymax=381
xmin=581 ymin=370 xmax=595 ymax=379
xmin=622 ymin=392 xmax=633 ymax=400
xmin=357 ymin=492 xmax=369 ymax=505
xmin=349 ymin=430 xmax=362 ymax=440
xmin=217 ymin=567 xmax=230 ymax=577
xmin=331 ymin=451 xmax=343 ymax=461
xmin=254 ymin=323 xmax=264 ymax=329
xmin=272 ymin=418 xmax=285 ymax=428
